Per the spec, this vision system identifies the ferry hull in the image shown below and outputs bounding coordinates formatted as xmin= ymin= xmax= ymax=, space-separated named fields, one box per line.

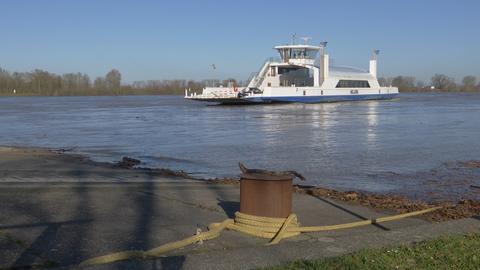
xmin=188 ymin=93 xmax=398 ymax=105
xmin=259 ymin=93 xmax=399 ymax=103
xmin=186 ymin=97 xmax=267 ymax=105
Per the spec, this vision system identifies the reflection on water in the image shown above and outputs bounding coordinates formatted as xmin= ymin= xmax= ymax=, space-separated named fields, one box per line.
xmin=366 ymin=101 xmax=378 ymax=145
xmin=0 ymin=93 xmax=479 ymax=201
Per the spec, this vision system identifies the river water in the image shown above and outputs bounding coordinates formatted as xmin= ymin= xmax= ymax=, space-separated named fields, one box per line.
xmin=1 ymin=93 xmax=479 ymax=201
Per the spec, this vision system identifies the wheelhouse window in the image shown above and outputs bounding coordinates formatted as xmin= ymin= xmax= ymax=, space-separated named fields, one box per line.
xmin=289 ymin=48 xmax=317 ymax=59
xmin=336 ymin=80 xmax=370 ymax=88
xmin=278 ymin=67 xmax=300 ymax=74
xmin=276 ymin=47 xmax=319 ymax=62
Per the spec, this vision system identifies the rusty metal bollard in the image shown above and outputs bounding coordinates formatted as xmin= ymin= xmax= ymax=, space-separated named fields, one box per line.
xmin=240 ymin=172 xmax=293 ymax=218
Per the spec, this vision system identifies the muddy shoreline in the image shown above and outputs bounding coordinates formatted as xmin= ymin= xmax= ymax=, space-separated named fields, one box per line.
xmin=1 ymin=146 xmax=479 ymax=222
xmin=206 ymin=178 xmax=480 ymax=222
xmin=0 ymin=146 xmax=195 ymax=181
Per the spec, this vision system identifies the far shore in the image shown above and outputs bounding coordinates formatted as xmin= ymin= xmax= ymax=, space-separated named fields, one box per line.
xmin=1 ymin=90 xmax=480 ymax=97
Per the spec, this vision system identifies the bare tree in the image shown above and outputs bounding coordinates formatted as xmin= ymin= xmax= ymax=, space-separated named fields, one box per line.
xmin=105 ymin=69 xmax=121 ymax=90
xmin=416 ymin=80 xmax=425 ymax=89
xmin=462 ymin=75 xmax=477 ymax=91
xmin=431 ymin=74 xmax=456 ymax=90
xmin=0 ymin=68 xmax=13 ymax=94
xmin=377 ymin=77 xmax=391 ymax=87
xmin=222 ymin=78 xmax=238 ymax=87
xmin=392 ymin=76 xmax=416 ymax=91
xmin=94 ymin=77 xmax=105 ymax=90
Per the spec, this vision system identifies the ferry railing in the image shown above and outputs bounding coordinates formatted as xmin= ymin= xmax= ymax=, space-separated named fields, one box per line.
xmin=248 ymin=58 xmax=273 ymax=89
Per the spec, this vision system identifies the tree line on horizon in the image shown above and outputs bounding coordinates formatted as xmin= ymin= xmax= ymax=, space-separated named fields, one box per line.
xmin=0 ymin=67 xmax=207 ymax=96
xmin=0 ymin=67 xmax=479 ymax=96
xmin=379 ymin=74 xmax=480 ymax=92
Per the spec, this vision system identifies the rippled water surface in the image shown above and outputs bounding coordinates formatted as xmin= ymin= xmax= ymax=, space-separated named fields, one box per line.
xmin=1 ymin=93 xmax=479 ymax=201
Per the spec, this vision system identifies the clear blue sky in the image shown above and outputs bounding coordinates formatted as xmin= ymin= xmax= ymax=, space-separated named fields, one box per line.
xmin=1 ymin=0 xmax=479 ymax=84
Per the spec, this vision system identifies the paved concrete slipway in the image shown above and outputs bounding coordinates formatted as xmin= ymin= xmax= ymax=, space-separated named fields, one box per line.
xmin=0 ymin=147 xmax=479 ymax=270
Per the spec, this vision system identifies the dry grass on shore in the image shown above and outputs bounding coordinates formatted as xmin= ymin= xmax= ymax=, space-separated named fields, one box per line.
xmin=206 ymin=178 xmax=480 ymax=222
xmin=294 ymin=186 xmax=480 ymax=222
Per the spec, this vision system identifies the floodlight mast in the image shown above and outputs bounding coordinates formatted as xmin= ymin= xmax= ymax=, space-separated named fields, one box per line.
xmin=372 ymin=50 xmax=380 ymax=60
xmin=320 ymin=41 xmax=328 ymax=56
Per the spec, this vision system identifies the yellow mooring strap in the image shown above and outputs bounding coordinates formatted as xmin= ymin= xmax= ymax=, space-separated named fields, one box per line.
xmin=79 ymin=206 xmax=441 ymax=267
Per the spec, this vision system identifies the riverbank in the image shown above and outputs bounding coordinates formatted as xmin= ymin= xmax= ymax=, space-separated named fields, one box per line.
xmin=209 ymin=179 xmax=480 ymax=222
xmin=1 ymin=146 xmax=479 ymax=269
xmin=0 ymin=146 xmax=193 ymax=182
xmin=1 ymin=146 xmax=479 ymax=221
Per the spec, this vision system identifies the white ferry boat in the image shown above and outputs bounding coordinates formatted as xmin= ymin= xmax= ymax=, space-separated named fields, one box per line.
xmin=185 ymin=39 xmax=398 ymax=104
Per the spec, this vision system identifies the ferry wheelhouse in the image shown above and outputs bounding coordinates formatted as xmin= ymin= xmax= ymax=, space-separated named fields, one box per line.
xmin=185 ymin=39 xmax=398 ymax=104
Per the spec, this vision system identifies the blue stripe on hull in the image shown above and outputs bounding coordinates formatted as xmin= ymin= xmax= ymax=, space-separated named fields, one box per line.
xmin=258 ymin=93 xmax=398 ymax=103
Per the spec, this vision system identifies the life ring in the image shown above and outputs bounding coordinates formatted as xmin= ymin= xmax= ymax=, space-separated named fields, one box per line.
xmin=233 ymin=86 xmax=238 ymax=92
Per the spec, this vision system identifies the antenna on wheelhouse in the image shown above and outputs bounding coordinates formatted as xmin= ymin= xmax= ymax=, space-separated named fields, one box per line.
xmin=300 ymin=37 xmax=311 ymax=44
xmin=291 ymin=33 xmax=297 ymax=45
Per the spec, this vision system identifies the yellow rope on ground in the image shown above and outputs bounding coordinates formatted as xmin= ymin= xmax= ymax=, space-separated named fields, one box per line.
xmin=79 ymin=206 xmax=441 ymax=267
